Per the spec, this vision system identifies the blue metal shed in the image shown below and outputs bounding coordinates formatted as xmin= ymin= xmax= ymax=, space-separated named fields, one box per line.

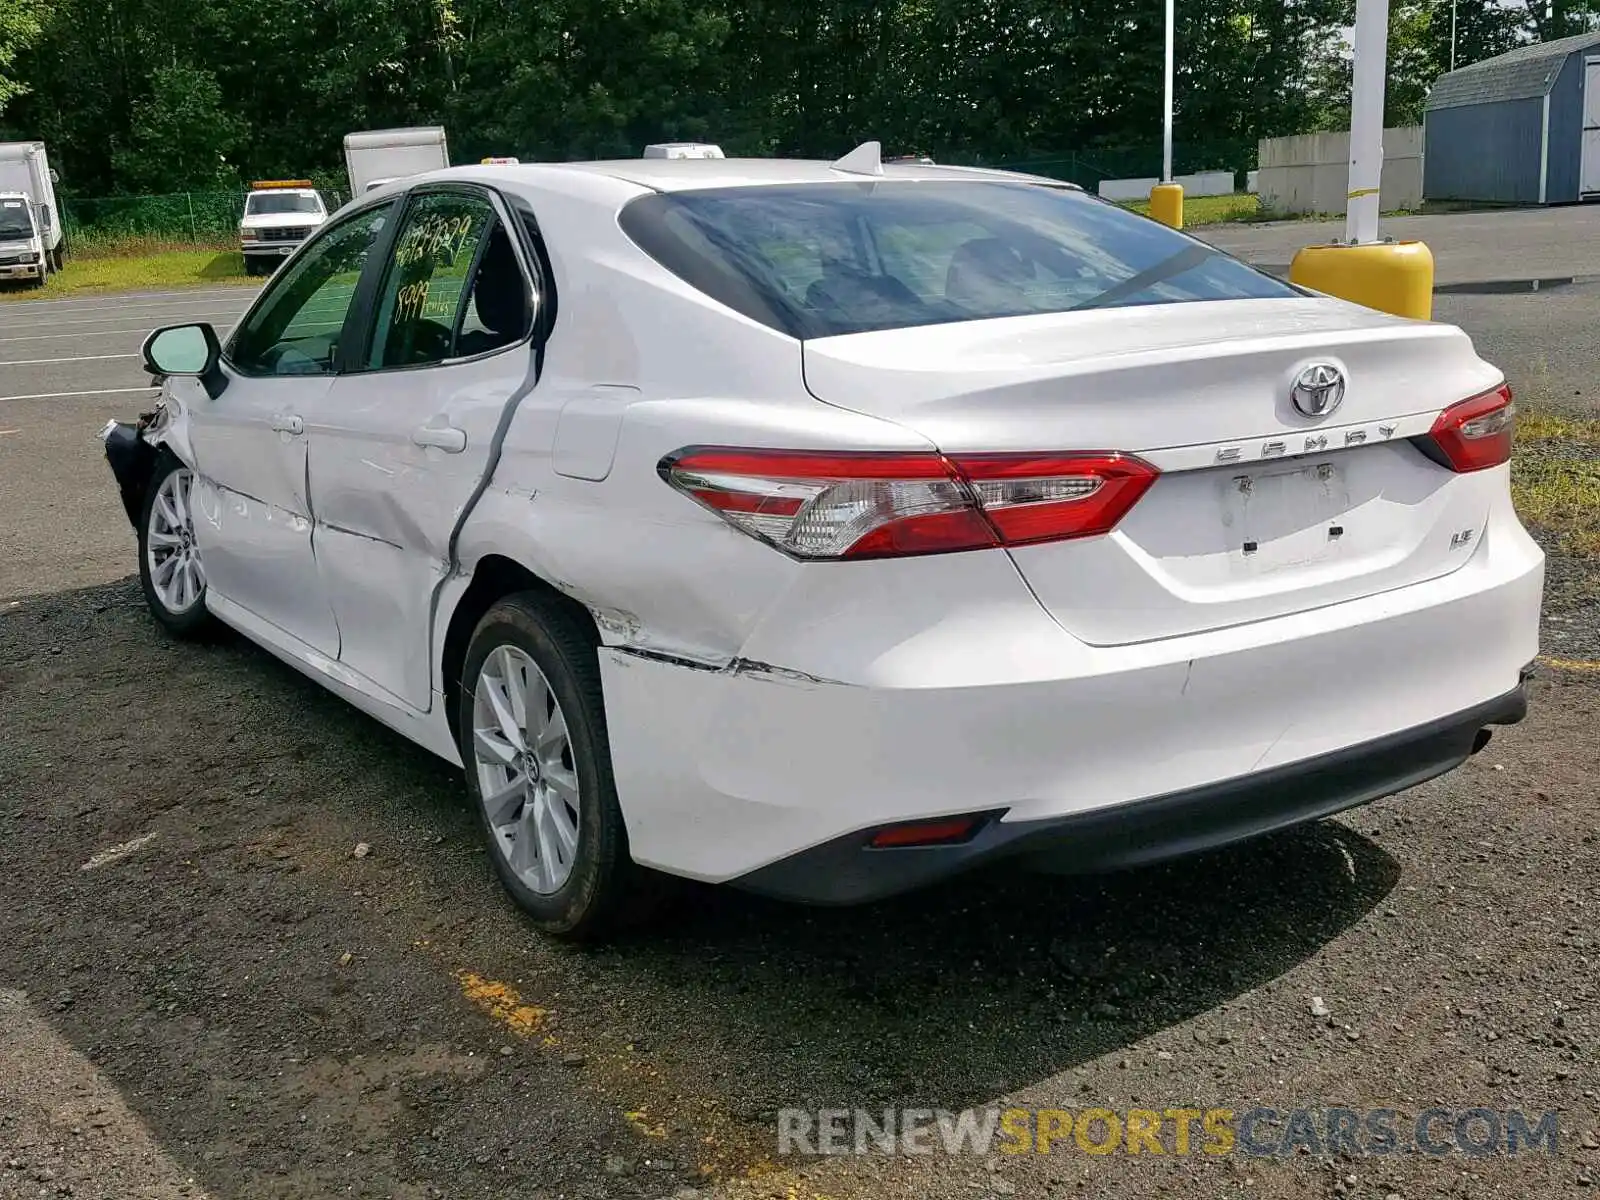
xmin=1424 ymin=32 xmax=1600 ymax=204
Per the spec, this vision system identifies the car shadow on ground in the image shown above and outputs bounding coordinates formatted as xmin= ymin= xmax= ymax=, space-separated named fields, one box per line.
xmin=1 ymin=578 xmax=1401 ymax=1193
xmin=577 ymin=821 xmax=1396 ymax=1117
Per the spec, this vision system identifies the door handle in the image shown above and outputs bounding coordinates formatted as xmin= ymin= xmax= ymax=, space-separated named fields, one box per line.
xmin=270 ymin=413 xmax=304 ymax=435
xmin=411 ymin=424 xmax=467 ymax=453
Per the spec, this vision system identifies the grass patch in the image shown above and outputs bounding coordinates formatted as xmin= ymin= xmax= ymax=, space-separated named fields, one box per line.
xmin=0 ymin=247 xmax=252 ymax=300
xmin=1121 ymin=192 xmax=1261 ymax=226
xmin=1512 ymin=405 xmax=1600 ymax=557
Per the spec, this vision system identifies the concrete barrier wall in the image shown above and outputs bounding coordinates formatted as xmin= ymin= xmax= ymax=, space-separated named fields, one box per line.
xmin=1096 ymin=169 xmax=1236 ymax=201
xmin=1256 ymin=126 xmax=1423 ymax=215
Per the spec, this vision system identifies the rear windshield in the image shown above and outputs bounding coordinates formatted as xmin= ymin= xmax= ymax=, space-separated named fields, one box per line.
xmin=247 ymin=192 xmax=323 ymax=216
xmin=619 ymin=181 xmax=1295 ymax=338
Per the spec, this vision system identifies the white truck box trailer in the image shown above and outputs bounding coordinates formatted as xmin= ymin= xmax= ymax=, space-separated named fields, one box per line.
xmin=0 ymin=141 xmax=64 ymax=271
xmin=343 ymin=127 xmax=450 ymax=197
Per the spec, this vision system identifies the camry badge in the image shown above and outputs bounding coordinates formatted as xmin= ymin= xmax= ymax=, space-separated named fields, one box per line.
xmin=1291 ymin=362 xmax=1346 ymax=418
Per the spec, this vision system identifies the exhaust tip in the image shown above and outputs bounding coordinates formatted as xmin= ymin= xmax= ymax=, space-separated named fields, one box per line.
xmin=1471 ymin=728 xmax=1493 ymax=755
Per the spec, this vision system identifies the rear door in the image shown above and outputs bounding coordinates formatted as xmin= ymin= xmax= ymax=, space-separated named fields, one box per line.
xmin=304 ymin=185 xmax=538 ymax=711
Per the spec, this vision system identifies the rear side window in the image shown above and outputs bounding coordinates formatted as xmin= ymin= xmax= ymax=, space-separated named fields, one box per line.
xmin=619 ymin=181 xmax=1295 ymax=338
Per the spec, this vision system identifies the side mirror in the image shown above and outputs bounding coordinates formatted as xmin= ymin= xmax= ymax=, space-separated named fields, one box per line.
xmin=142 ymin=323 xmax=227 ymax=398
xmin=142 ymin=323 xmax=220 ymax=376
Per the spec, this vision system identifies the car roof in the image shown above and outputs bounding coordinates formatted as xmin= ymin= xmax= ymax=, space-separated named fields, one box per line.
xmin=431 ymin=156 xmax=1074 ymax=195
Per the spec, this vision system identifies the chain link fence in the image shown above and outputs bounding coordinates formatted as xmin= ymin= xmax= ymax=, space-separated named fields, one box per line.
xmin=60 ymin=184 xmax=353 ymax=248
xmin=61 ymin=192 xmax=247 ymax=243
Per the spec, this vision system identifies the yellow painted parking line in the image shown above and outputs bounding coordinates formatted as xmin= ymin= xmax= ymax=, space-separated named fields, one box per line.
xmin=456 ymin=971 xmax=549 ymax=1036
xmin=1538 ymin=654 xmax=1600 ymax=672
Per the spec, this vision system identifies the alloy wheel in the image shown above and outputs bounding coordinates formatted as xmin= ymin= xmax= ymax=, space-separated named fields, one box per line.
xmin=471 ymin=644 xmax=582 ymax=894
xmin=146 ymin=467 xmax=206 ymax=614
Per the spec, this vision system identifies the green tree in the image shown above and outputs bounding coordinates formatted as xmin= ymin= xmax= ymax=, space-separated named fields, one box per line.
xmin=111 ymin=64 xmax=245 ymax=190
xmin=0 ymin=0 xmax=42 ymax=113
xmin=0 ymin=0 xmax=1399 ymax=198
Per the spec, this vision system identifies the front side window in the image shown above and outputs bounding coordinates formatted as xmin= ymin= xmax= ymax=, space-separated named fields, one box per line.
xmin=620 ymin=181 xmax=1296 ymax=338
xmin=364 ymin=191 xmax=531 ymax=369
xmin=229 ymin=203 xmax=393 ymax=377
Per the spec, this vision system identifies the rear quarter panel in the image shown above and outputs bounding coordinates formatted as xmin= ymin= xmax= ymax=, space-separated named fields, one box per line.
xmin=451 ymin=176 xmax=939 ymax=665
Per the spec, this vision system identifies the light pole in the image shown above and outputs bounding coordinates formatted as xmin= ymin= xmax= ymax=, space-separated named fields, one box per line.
xmin=1287 ymin=0 xmax=1435 ymax=318
xmin=1148 ymin=0 xmax=1184 ymax=227
xmin=1345 ymin=0 xmax=1389 ymax=245
xmin=1162 ymin=0 xmax=1175 ymax=185
xmin=1451 ymin=0 xmax=1457 ymax=72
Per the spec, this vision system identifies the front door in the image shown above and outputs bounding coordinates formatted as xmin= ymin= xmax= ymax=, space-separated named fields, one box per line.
xmin=188 ymin=201 xmax=396 ymax=655
xmin=305 ymin=187 xmax=538 ymax=711
xmin=1583 ymin=57 xmax=1600 ymax=197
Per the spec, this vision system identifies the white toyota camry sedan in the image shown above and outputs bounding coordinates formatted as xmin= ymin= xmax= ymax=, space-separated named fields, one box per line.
xmin=103 ymin=150 xmax=1544 ymax=938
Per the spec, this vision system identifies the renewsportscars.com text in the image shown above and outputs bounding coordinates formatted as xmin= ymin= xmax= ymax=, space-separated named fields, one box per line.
xmin=777 ymin=1106 xmax=1560 ymax=1158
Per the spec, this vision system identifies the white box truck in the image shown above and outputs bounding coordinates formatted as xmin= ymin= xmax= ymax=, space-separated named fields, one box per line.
xmin=0 ymin=141 xmax=63 ymax=284
xmin=642 ymin=143 xmax=724 ymax=159
xmin=343 ymin=127 xmax=450 ymax=197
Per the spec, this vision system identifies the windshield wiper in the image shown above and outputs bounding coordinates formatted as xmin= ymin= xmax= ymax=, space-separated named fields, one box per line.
xmin=1069 ymin=243 xmax=1217 ymax=312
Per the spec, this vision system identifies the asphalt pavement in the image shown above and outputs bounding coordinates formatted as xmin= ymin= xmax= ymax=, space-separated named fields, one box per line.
xmin=0 ymin=286 xmax=259 ymax=601
xmin=1196 ymin=206 xmax=1600 ymax=417
xmin=1200 ymin=202 xmax=1600 ymax=286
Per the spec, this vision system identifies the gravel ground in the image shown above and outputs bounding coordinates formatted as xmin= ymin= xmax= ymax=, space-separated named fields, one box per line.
xmin=3 ymin=226 xmax=1600 ymax=1200
xmin=1 ymin=579 xmax=1596 ymax=1200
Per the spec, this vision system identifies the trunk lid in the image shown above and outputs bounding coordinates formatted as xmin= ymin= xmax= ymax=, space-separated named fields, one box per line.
xmin=802 ymin=297 xmax=1506 ymax=644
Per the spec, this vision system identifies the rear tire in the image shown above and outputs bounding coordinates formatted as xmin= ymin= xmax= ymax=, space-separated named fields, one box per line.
xmin=138 ymin=454 xmax=216 ymax=638
xmin=458 ymin=593 xmax=640 ymax=940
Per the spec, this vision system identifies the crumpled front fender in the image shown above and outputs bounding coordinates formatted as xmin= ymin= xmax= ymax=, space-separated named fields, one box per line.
xmin=100 ymin=396 xmax=192 ymax=531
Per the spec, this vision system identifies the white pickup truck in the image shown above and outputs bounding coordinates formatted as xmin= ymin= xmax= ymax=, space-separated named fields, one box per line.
xmin=238 ymin=181 xmax=328 ymax=276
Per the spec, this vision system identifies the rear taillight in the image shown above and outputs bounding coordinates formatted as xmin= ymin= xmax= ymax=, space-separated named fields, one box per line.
xmin=659 ymin=447 xmax=1158 ymax=560
xmin=952 ymin=453 xmax=1160 ymax=546
xmin=1426 ymin=383 xmax=1514 ymax=472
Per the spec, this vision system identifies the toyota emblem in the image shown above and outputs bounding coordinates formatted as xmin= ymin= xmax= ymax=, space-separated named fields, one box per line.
xmin=1291 ymin=363 xmax=1346 ymax=418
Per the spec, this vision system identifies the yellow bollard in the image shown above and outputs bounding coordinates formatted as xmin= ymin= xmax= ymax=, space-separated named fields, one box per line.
xmin=1148 ymin=183 xmax=1184 ymax=229
xmin=1288 ymin=240 xmax=1435 ymax=320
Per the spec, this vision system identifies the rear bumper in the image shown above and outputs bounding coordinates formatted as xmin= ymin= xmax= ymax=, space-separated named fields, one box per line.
xmin=599 ymin=502 xmax=1543 ymax=894
xmin=735 ymin=679 xmax=1529 ymax=904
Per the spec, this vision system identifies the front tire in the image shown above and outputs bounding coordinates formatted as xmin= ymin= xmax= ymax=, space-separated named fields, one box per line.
xmin=459 ymin=594 xmax=638 ymax=939
xmin=138 ymin=455 xmax=215 ymax=637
